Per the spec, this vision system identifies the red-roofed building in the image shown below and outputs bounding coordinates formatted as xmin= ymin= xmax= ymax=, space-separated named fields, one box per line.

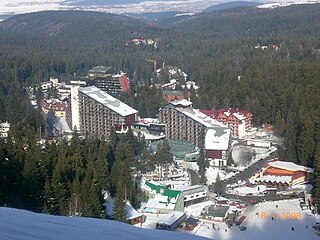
xmin=251 ymin=159 xmax=314 ymax=187
xmin=200 ymin=108 xmax=252 ymax=139
xmin=41 ymin=99 xmax=66 ymax=117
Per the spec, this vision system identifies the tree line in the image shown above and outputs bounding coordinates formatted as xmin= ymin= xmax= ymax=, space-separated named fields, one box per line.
xmin=0 ymin=8 xmax=319 ymax=211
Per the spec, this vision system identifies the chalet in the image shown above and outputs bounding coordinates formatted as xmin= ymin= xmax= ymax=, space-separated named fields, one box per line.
xmin=200 ymin=108 xmax=252 ymax=139
xmin=201 ymin=205 xmax=230 ymax=222
xmin=184 ymin=217 xmax=199 ymax=230
xmin=41 ymin=99 xmax=66 ymax=117
xmin=104 ymin=198 xmax=144 ymax=225
xmin=251 ymin=159 xmax=314 ymax=187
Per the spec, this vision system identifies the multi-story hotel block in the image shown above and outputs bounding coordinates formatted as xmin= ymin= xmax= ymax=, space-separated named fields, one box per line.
xmin=68 ymin=86 xmax=137 ymax=137
xmin=88 ymin=66 xmax=130 ymax=96
xmin=159 ymin=100 xmax=231 ymax=166
xmin=200 ymin=108 xmax=252 ymax=139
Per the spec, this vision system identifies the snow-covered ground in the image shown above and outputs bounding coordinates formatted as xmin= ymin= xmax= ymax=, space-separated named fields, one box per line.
xmin=232 ymin=145 xmax=276 ymax=169
xmin=183 ymin=161 xmax=228 ymax=184
xmin=231 ymin=185 xmax=268 ymax=196
xmin=185 ymin=200 xmax=215 ymax=217
xmin=0 ymin=207 xmax=208 ymax=240
xmin=188 ymin=199 xmax=320 ymax=240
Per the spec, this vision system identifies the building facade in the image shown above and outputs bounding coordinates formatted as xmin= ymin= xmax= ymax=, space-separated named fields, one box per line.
xmin=88 ymin=66 xmax=130 ymax=96
xmin=200 ymin=108 xmax=252 ymax=139
xmin=77 ymin=86 xmax=138 ymax=137
xmin=159 ymin=100 xmax=231 ymax=166
xmin=251 ymin=159 xmax=314 ymax=187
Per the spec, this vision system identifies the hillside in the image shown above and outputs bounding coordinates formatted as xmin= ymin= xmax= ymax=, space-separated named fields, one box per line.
xmin=0 ymin=207 xmax=208 ymax=240
xmin=0 ymin=10 xmax=154 ymax=36
xmin=163 ymin=4 xmax=320 ymax=38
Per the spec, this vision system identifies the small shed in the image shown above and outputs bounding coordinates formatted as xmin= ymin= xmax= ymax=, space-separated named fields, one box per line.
xmin=185 ymin=217 xmax=199 ymax=231
xmin=202 ymin=205 xmax=229 ymax=221
xmin=156 ymin=211 xmax=186 ymax=231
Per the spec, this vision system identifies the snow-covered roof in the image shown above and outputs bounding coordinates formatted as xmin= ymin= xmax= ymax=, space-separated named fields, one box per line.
xmin=0 ymin=121 xmax=10 ymax=128
xmin=132 ymin=129 xmax=165 ymax=141
xmin=157 ymin=211 xmax=186 ymax=225
xmin=204 ymin=128 xmax=230 ymax=151
xmin=79 ymin=86 xmax=138 ymax=117
xmin=257 ymin=175 xmax=292 ymax=184
xmin=268 ymin=161 xmax=314 ymax=173
xmin=145 ymin=195 xmax=177 ymax=210
xmin=104 ymin=197 xmax=143 ymax=220
xmin=170 ymin=99 xmax=192 ymax=107
xmin=175 ymin=185 xmax=206 ymax=195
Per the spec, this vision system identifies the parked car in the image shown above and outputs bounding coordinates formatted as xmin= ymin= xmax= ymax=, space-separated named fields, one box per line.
xmin=240 ymin=226 xmax=247 ymax=231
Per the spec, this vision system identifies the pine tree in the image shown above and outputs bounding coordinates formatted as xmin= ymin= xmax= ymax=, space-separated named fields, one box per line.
xmin=313 ymin=144 xmax=320 ymax=213
xmin=197 ymin=130 xmax=209 ymax=185
xmin=113 ymin=182 xmax=127 ymax=223
xmin=297 ymin=115 xmax=315 ymax=166
xmin=95 ymin=140 xmax=109 ymax=191
xmin=43 ymin=177 xmax=59 ymax=214
xmin=81 ymin=166 xmax=105 ymax=218
xmin=214 ymin=173 xmax=223 ymax=194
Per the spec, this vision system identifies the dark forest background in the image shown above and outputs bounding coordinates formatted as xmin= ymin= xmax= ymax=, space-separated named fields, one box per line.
xmin=0 ymin=5 xmax=319 ymax=215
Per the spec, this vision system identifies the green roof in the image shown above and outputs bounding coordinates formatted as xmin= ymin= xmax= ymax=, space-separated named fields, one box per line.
xmin=145 ymin=181 xmax=181 ymax=199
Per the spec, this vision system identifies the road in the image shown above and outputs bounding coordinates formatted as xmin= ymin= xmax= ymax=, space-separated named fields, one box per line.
xmin=185 ymin=148 xmax=294 ymax=205
xmin=187 ymin=168 xmax=200 ymax=185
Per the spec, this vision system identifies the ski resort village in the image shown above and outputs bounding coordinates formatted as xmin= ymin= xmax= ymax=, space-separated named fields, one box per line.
xmin=1 ymin=65 xmax=320 ymax=240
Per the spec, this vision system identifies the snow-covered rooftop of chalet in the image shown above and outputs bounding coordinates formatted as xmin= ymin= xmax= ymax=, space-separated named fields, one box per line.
xmin=104 ymin=197 xmax=143 ymax=221
xmin=257 ymin=175 xmax=292 ymax=184
xmin=268 ymin=161 xmax=314 ymax=173
xmin=157 ymin=211 xmax=185 ymax=225
xmin=0 ymin=121 xmax=10 ymax=128
xmin=170 ymin=99 xmax=192 ymax=107
xmin=79 ymin=86 xmax=138 ymax=117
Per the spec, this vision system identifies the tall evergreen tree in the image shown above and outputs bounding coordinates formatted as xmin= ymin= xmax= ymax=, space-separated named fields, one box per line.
xmin=113 ymin=182 xmax=127 ymax=223
xmin=197 ymin=130 xmax=209 ymax=185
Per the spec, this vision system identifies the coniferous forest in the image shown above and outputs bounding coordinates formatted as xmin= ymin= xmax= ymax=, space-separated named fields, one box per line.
xmin=0 ymin=5 xmax=320 ymax=215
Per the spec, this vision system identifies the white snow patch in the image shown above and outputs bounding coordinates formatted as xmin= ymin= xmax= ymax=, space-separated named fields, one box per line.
xmin=0 ymin=207 xmax=208 ymax=240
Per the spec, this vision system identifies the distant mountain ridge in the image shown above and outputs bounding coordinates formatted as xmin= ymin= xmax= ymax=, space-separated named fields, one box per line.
xmin=160 ymin=3 xmax=320 ymax=39
xmin=0 ymin=10 xmax=153 ymax=36
xmin=202 ymin=1 xmax=260 ymax=12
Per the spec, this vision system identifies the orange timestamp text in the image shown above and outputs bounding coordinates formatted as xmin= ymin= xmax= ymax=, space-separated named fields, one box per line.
xmin=256 ymin=212 xmax=301 ymax=220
